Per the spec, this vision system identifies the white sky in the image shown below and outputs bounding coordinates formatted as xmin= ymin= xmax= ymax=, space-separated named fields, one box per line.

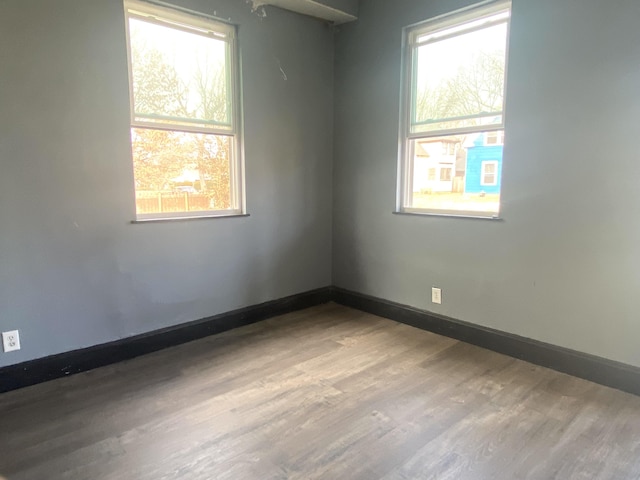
xmin=416 ymin=21 xmax=508 ymax=91
xmin=130 ymin=17 xmax=227 ymax=73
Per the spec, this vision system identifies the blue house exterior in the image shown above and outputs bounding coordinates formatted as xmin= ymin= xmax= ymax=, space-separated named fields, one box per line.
xmin=464 ymin=133 xmax=504 ymax=195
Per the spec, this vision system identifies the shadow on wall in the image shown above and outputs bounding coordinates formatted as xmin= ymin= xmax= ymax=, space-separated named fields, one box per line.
xmin=237 ymin=206 xmax=326 ymax=309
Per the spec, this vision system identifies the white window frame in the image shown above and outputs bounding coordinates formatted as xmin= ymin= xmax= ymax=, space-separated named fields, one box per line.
xmin=397 ymin=0 xmax=511 ymax=218
xmin=481 ymin=160 xmax=499 ymax=186
xmin=124 ymin=0 xmax=245 ymax=221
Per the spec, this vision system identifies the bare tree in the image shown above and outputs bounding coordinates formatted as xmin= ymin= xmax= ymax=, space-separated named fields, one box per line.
xmin=416 ymin=50 xmax=505 ymax=124
xmin=191 ymin=56 xmax=232 ymax=207
xmin=131 ymin=44 xmax=189 ymax=118
xmin=130 ymin=38 xmax=232 ymax=209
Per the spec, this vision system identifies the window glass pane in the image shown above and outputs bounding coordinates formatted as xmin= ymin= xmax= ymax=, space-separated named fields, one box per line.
xmin=412 ymin=21 xmax=508 ymax=134
xmin=129 ymin=17 xmax=231 ymax=129
xmin=408 ymin=131 xmax=503 ymax=215
xmin=131 ymin=128 xmax=232 ymax=215
xmin=482 ymin=161 xmax=498 ymax=185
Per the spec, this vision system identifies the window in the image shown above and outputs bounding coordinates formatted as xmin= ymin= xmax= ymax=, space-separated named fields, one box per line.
xmin=440 ymin=167 xmax=452 ymax=182
xmin=399 ymin=1 xmax=510 ymax=218
xmin=125 ymin=1 xmax=243 ymax=220
xmin=442 ymin=142 xmax=456 ymax=155
xmin=486 ymin=130 xmax=504 ymax=145
xmin=481 ymin=161 xmax=498 ymax=186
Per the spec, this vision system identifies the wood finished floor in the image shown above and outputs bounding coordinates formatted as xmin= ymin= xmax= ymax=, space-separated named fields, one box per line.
xmin=1 ymin=303 xmax=639 ymax=480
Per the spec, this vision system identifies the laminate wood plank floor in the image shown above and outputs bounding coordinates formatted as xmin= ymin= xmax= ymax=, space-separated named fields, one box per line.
xmin=1 ymin=303 xmax=639 ymax=480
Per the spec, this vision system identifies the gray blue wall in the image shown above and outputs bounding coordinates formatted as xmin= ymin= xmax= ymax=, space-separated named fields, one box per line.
xmin=3 ymin=0 xmax=639 ymax=371
xmin=333 ymin=0 xmax=640 ymax=367
xmin=0 ymin=0 xmax=334 ymax=367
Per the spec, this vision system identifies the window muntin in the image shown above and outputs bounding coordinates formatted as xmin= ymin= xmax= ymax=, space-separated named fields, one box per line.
xmin=400 ymin=1 xmax=510 ymax=218
xmin=125 ymin=0 xmax=243 ymax=220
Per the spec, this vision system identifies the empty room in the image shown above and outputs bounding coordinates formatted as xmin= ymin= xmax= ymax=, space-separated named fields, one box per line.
xmin=1 ymin=0 xmax=639 ymax=478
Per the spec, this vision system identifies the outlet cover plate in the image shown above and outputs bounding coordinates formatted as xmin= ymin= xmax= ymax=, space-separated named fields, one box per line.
xmin=431 ymin=287 xmax=442 ymax=305
xmin=2 ymin=330 xmax=21 ymax=352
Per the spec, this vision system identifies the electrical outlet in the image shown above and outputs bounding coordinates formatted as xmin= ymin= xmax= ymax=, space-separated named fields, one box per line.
xmin=431 ymin=287 xmax=442 ymax=305
xmin=2 ymin=330 xmax=21 ymax=352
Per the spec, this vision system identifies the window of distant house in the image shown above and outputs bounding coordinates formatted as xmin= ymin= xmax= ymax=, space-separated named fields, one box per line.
xmin=481 ymin=161 xmax=498 ymax=186
xmin=124 ymin=0 xmax=244 ymax=220
xmin=398 ymin=1 xmax=510 ymax=218
xmin=486 ymin=130 xmax=503 ymax=146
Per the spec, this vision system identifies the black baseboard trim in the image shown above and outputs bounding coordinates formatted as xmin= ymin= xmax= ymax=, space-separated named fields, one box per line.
xmin=3 ymin=285 xmax=639 ymax=397
xmin=332 ymin=287 xmax=640 ymax=397
xmin=0 ymin=287 xmax=332 ymax=394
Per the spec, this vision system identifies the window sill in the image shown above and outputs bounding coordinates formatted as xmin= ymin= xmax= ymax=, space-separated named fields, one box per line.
xmin=131 ymin=213 xmax=250 ymax=224
xmin=393 ymin=210 xmax=502 ymax=221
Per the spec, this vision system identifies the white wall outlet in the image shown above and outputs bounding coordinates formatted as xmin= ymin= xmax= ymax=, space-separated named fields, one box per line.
xmin=431 ymin=287 xmax=442 ymax=305
xmin=2 ymin=330 xmax=21 ymax=352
